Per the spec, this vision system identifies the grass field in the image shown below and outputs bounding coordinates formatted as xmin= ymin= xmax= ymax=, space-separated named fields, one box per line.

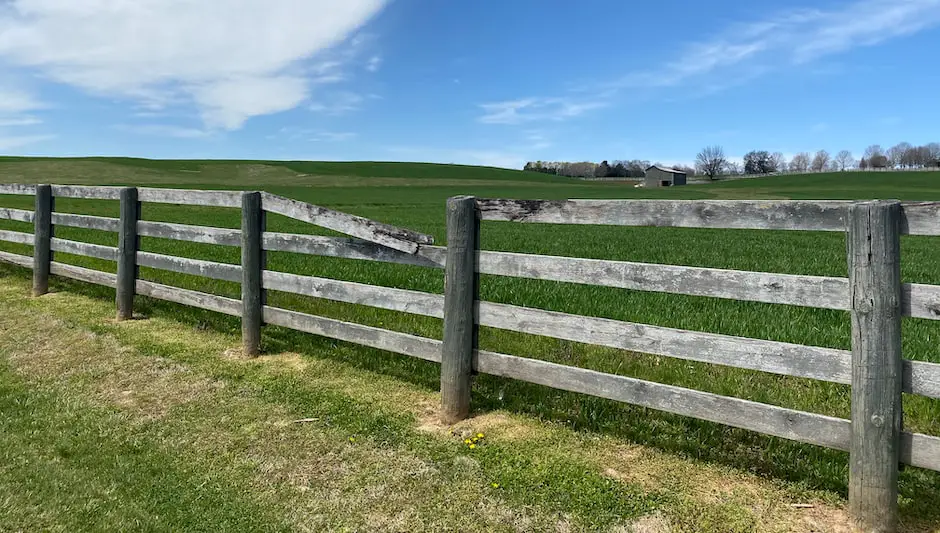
xmin=1 ymin=157 xmax=940 ymax=531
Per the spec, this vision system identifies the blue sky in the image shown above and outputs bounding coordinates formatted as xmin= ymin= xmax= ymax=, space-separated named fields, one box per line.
xmin=1 ymin=0 xmax=939 ymax=168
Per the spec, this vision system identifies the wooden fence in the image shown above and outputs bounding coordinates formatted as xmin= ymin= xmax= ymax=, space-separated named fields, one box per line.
xmin=1 ymin=186 xmax=940 ymax=531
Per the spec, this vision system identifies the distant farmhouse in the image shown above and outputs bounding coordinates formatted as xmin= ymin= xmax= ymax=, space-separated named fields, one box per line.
xmin=644 ymin=165 xmax=687 ymax=187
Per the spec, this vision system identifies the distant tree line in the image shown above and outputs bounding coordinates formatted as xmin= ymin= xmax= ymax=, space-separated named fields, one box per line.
xmin=523 ymin=159 xmax=696 ymax=178
xmin=523 ymin=141 xmax=940 ymax=180
xmin=695 ymin=142 xmax=940 ymax=179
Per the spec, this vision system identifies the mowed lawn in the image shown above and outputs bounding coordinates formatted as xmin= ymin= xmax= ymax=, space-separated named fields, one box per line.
xmin=1 ymin=157 xmax=940 ymax=531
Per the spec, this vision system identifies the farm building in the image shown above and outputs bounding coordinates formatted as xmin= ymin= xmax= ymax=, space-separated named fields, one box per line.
xmin=644 ymin=165 xmax=687 ymax=187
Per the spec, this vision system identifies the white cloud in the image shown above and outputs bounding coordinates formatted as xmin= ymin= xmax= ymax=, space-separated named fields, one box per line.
xmin=271 ymin=127 xmax=356 ymax=142
xmin=309 ymin=91 xmax=375 ymax=115
xmin=479 ymin=97 xmax=607 ymax=125
xmin=0 ymin=116 xmax=41 ymax=127
xmin=366 ymin=55 xmax=382 ymax=72
xmin=0 ymin=134 xmax=54 ymax=150
xmin=0 ymin=86 xmax=42 ymax=115
xmin=617 ymin=0 xmax=940 ymax=89
xmin=192 ymin=76 xmax=309 ymax=129
xmin=0 ymin=0 xmax=387 ymax=129
xmin=313 ymin=131 xmax=357 ymax=142
xmin=116 ymin=124 xmax=211 ymax=139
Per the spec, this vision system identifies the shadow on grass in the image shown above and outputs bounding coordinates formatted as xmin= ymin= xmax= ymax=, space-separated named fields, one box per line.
xmin=8 ymin=264 xmax=939 ymax=525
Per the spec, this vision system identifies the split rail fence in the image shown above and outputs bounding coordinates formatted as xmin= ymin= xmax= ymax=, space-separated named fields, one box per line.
xmin=1 ymin=185 xmax=940 ymax=531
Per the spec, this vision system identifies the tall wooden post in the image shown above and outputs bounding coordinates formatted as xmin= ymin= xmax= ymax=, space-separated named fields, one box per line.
xmin=241 ymin=191 xmax=264 ymax=356
xmin=847 ymin=200 xmax=903 ymax=533
xmin=440 ymin=195 xmax=478 ymax=424
xmin=32 ymin=184 xmax=53 ymax=296
xmin=116 ymin=187 xmax=140 ymax=320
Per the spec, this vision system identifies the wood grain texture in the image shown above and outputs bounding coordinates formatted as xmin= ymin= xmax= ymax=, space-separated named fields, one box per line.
xmin=137 ymin=188 xmax=242 ymax=207
xmin=847 ymin=200 xmax=903 ymax=532
xmin=137 ymin=221 xmax=241 ymax=246
xmin=50 ymin=261 xmax=117 ymax=287
xmin=241 ymin=192 xmax=264 ymax=355
xmin=263 ymin=306 xmax=442 ymax=362
xmin=901 ymin=283 xmax=940 ymax=321
xmin=137 ymin=252 xmax=241 ymax=282
xmin=902 ymin=431 xmax=940 ymax=472
xmin=0 ymin=184 xmax=37 ymax=196
xmin=32 ymin=185 xmax=53 ymax=296
xmin=51 ymin=238 xmax=118 ymax=261
xmin=0 ymin=208 xmax=35 ymax=223
xmin=475 ymin=350 xmax=852 ymax=450
xmin=0 ymin=250 xmax=33 ymax=268
xmin=51 ymin=213 xmax=120 ymax=232
xmin=51 ymin=185 xmax=122 ymax=200
xmin=116 ymin=187 xmax=139 ymax=320
xmin=135 ymin=279 xmax=241 ymax=316
xmin=262 ymin=270 xmax=444 ymax=316
xmin=440 ymin=196 xmax=478 ymax=424
xmin=477 ymin=250 xmax=849 ymax=309
xmin=263 ymin=232 xmax=447 ymax=269
xmin=905 ymin=360 xmax=940 ymax=399
xmin=476 ymin=299 xmax=852 ymax=385
xmin=0 ymin=229 xmax=35 ymax=245
xmin=261 ymin=193 xmax=434 ymax=254
xmin=900 ymin=202 xmax=940 ymax=236
xmin=476 ymin=198 xmax=851 ymax=231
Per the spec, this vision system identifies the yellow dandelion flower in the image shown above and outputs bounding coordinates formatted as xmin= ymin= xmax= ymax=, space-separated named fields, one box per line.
xmin=464 ymin=439 xmax=471 ymax=444
xmin=348 ymin=437 xmax=356 ymax=442
xmin=468 ymin=443 xmax=476 ymax=449
xmin=491 ymin=483 xmax=500 ymax=488
xmin=477 ymin=433 xmax=485 ymax=439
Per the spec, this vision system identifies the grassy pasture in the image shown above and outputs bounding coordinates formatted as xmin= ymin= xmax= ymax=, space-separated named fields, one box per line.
xmin=2 ymin=157 xmax=940 ymax=530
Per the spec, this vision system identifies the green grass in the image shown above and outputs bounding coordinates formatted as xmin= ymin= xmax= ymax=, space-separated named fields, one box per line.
xmin=2 ymin=158 xmax=940 ymax=530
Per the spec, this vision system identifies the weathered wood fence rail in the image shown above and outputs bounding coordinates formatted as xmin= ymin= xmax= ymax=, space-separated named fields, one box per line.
xmin=1 ymin=185 xmax=940 ymax=530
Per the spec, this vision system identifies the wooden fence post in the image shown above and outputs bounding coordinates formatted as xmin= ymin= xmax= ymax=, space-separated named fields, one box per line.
xmin=32 ymin=184 xmax=53 ymax=296
xmin=116 ymin=187 xmax=140 ymax=320
xmin=241 ymin=191 xmax=263 ymax=355
xmin=440 ymin=195 xmax=478 ymax=424
xmin=847 ymin=200 xmax=903 ymax=532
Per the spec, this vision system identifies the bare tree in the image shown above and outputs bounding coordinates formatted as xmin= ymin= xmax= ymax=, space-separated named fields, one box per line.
xmin=835 ymin=150 xmax=854 ymax=171
xmin=928 ymin=143 xmax=940 ymax=167
xmin=888 ymin=142 xmax=912 ymax=169
xmin=770 ymin=152 xmax=786 ymax=173
xmin=789 ymin=152 xmax=810 ymax=173
xmin=864 ymin=145 xmax=885 ymax=160
xmin=811 ymin=150 xmax=830 ymax=172
xmin=695 ymin=145 xmax=727 ymax=180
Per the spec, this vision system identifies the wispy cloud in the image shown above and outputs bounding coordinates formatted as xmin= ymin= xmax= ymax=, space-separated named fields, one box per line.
xmin=312 ymin=131 xmax=357 ymax=142
xmin=0 ymin=134 xmax=55 ymax=150
xmin=309 ymin=91 xmax=378 ymax=115
xmin=365 ymin=55 xmax=382 ymax=72
xmin=115 ymin=124 xmax=211 ymax=139
xmin=270 ymin=127 xmax=356 ymax=142
xmin=0 ymin=0 xmax=388 ymax=130
xmin=616 ymin=0 xmax=940 ymax=90
xmin=478 ymin=97 xmax=607 ymax=125
xmin=0 ymin=86 xmax=42 ymax=115
xmin=0 ymin=116 xmax=41 ymax=127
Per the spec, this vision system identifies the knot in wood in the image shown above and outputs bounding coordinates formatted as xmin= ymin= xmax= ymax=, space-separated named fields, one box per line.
xmin=854 ymin=297 xmax=874 ymax=314
xmin=870 ymin=414 xmax=884 ymax=428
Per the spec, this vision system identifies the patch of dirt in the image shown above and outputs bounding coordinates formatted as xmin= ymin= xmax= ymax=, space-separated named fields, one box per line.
xmin=620 ymin=512 xmax=672 ymax=533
